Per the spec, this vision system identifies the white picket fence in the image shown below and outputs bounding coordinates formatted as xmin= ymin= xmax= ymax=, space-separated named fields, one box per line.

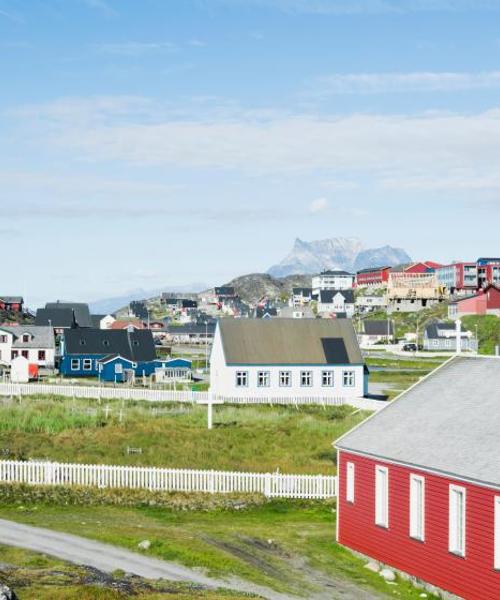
xmin=0 ymin=382 xmax=384 ymax=411
xmin=0 ymin=460 xmax=337 ymax=499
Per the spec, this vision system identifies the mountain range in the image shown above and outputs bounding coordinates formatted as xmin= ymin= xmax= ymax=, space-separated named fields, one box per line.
xmin=267 ymin=237 xmax=411 ymax=277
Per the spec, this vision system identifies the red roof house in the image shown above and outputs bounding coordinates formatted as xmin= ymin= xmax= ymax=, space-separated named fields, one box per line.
xmin=451 ymin=285 xmax=500 ymax=317
xmin=336 ymin=356 xmax=500 ymax=600
xmin=404 ymin=261 xmax=442 ymax=274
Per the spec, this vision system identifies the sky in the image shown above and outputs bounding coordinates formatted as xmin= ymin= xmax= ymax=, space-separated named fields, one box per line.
xmin=1 ymin=0 xmax=500 ymax=307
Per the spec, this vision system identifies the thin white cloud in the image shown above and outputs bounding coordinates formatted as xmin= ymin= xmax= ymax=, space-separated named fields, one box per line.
xmin=313 ymin=71 xmax=500 ymax=95
xmin=8 ymin=95 xmax=500 ymax=193
xmin=309 ymin=197 xmax=329 ymax=213
xmin=214 ymin=0 xmax=499 ymax=14
xmin=92 ymin=41 xmax=177 ymax=56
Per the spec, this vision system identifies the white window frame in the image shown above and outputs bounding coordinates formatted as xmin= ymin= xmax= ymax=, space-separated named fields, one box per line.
xmin=449 ymin=484 xmax=466 ymax=557
xmin=375 ymin=465 xmax=389 ymax=528
xmin=343 ymin=370 xmax=355 ymax=387
xmin=279 ymin=370 xmax=291 ymax=387
xmin=300 ymin=370 xmax=313 ymax=387
xmin=409 ymin=474 xmax=425 ymax=542
xmin=494 ymin=497 xmax=500 ymax=570
xmin=257 ymin=371 xmax=270 ymax=387
xmin=235 ymin=371 xmax=248 ymax=388
xmin=82 ymin=358 xmax=93 ymax=371
xmin=346 ymin=462 xmax=355 ymax=504
xmin=322 ymin=370 xmax=334 ymax=387
xmin=70 ymin=358 xmax=80 ymax=371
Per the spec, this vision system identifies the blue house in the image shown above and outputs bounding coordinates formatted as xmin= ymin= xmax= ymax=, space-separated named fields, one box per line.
xmin=60 ymin=328 xmax=158 ymax=379
xmin=97 ymin=355 xmax=192 ymax=383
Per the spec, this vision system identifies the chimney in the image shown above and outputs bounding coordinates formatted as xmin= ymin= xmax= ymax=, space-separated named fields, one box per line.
xmin=455 ymin=319 xmax=462 ymax=355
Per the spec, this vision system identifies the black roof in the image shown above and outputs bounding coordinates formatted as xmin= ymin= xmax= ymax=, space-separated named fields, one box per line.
xmin=318 ymin=270 xmax=353 ymax=276
xmin=425 ymin=322 xmax=465 ymax=340
xmin=363 ymin=320 xmax=395 ymax=336
xmin=36 ymin=308 xmax=77 ymax=328
xmin=44 ymin=302 xmax=92 ymax=328
xmin=356 ymin=266 xmax=391 ymax=274
xmin=319 ymin=289 xmax=355 ymax=303
xmin=91 ymin=314 xmax=106 ymax=328
xmin=64 ymin=328 xmax=156 ymax=362
xmin=256 ymin=307 xmax=278 ymax=318
xmin=292 ymin=287 xmax=313 ymax=295
xmin=181 ymin=299 xmax=198 ymax=308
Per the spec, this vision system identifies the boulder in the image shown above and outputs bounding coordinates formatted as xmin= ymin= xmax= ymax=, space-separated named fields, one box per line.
xmin=379 ymin=568 xmax=396 ymax=582
xmin=137 ymin=540 xmax=151 ymax=551
xmin=0 ymin=585 xmax=18 ymax=600
xmin=364 ymin=560 xmax=380 ymax=573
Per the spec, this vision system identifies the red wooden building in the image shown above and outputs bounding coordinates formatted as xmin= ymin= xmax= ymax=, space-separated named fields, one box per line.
xmin=450 ymin=284 xmax=500 ymax=318
xmin=336 ymin=356 xmax=500 ymax=600
xmin=355 ymin=266 xmax=392 ymax=287
xmin=404 ymin=261 xmax=442 ymax=274
xmin=0 ymin=296 xmax=23 ymax=313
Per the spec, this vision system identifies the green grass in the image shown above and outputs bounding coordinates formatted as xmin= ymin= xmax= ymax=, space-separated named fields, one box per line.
xmin=0 ymin=544 xmax=255 ymax=599
xmin=0 ymin=501 xmax=439 ymax=599
xmin=362 ymin=303 xmax=450 ymax=340
xmin=365 ymin=356 xmax=446 ymax=370
xmin=462 ymin=314 xmax=500 ymax=355
xmin=0 ymin=397 xmax=368 ymax=474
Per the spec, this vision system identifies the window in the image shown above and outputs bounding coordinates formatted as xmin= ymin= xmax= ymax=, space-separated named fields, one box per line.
xmin=257 ymin=371 xmax=270 ymax=387
xmin=0 ymin=335 xmax=7 ymax=343
xmin=279 ymin=371 xmax=291 ymax=387
xmin=322 ymin=370 xmax=334 ymax=387
xmin=235 ymin=371 xmax=248 ymax=387
xmin=83 ymin=358 xmax=93 ymax=371
xmin=71 ymin=358 xmax=80 ymax=371
xmin=343 ymin=370 xmax=355 ymax=387
xmin=449 ymin=485 xmax=466 ymax=557
xmin=409 ymin=475 xmax=425 ymax=541
xmin=494 ymin=497 xmax=500 ymax=570
xmin=38 ymin=350 xmax=46 ymax=361
xmin=11 ymin=350 xmax=18 ymax=359
xmin=115 ymin=363 xmax=123 ymax=374
xmin=300 ymin=370 xmax=312 ymax=387
xmin=346 ymin=462 xmax=355 ymax=503
xmin=375 ymin=466 xmax=389 ymax=528
xmin=22 ymin=334 xmax=30 ymax=343
xmin=21 ymin=350 xmax=28 ymax=359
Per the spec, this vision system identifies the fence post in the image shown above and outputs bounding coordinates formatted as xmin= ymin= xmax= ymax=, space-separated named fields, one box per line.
xmin=264 ymin=473 xmax=271 ymax=497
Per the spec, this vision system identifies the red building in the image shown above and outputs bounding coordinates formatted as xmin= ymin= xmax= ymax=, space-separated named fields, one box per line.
xmin=336 ymin=356 xmax=500 ymax=600
xmin=0 ymin=296 xmax=24 ymax=313
xmin=478 ymin=262 xmax=500 ymax=289
xmin=450 ymin=284 xmax=500 ymax=317
xmin=355 ymin=266 xmax=391 ymax=287
xmin=404 ymin=261 xmax=442 ymax=274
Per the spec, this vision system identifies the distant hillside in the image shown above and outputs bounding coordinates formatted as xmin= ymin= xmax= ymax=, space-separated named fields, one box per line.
xmin=268 ymin=237 xmax=411 ymax=277
xmin=219 ymin=273 xmax=312 ymax=305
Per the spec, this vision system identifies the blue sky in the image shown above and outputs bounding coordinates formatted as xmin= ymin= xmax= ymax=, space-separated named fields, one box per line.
xmin=1 ymin=0 xmax=500 ymax=306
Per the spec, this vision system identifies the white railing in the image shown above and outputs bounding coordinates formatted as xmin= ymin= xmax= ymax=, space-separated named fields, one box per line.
xmin=0 ymin=460 xmax=337 ymax=499
xmin=0 ymin=383 xmax=385 ymax=410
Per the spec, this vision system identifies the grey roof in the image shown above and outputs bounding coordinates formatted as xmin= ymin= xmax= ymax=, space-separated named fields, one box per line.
xmin=44 ymin=302 xmax=92 ymax=328
xmin=319 ymin=289 xmax=355 ymax=304
xmin=425 ymin=322 xmax=470 ymax=339
xmin=166 ymin=323 xmax=216 ymax=335
xmin=91 ymin=314 xmax=106 ymax=328
xmin=363 ymin=320 xmax=395 ymax=336
xmin=336 ymin=356 xmax=500 ymax=488
xmin=63 ymin=328 xmax=156 ymax=362
xmin=35 ymin=308 xmax=76 ymax=329
xmin=218 ymin=318 xmax=363 ymax=366
xmin=318 ymin=270 xmax=353 ymax=276
xmin=0 ymin=325 xmax=55 ymax=349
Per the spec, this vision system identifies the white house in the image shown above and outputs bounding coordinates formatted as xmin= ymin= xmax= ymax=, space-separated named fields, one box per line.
xmin=357 ymin=320 xmax=395 ymax=347
xmin=317 ymin=290 xmax=355 ymax=317
xmin=0 ymin=326 xmax=55 ymax=368
xmin=312 ymin=270 xmax=354 ymax=295
xmin=210 ymin=318 xmax=367 ymax=400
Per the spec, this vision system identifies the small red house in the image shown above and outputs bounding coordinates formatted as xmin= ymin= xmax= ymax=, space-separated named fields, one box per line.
xmin=404 ymin=261 xmax=442 ymax=274
xmin=336 ymin=356 xmax=500 ymax=600
xmin=0 ymin=296 xmax=23 ymax=313
xmin=356 ymin=266 xmax=392 ymax=287
xmin=451 ymin=285 xmax=500 ymax=317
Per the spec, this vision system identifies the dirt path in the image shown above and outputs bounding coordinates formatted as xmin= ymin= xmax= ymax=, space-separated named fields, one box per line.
xmin=0 ymin=518 xmax=384 ymax=600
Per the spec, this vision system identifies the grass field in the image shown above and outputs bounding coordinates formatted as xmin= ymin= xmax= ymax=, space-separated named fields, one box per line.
xmin=0 ymin=501 xmax=439 ymax=599
xmin=0 ymin=397 xmax=369 ymax=474
xmin=0 ymin=544 xmax=251 ymax=599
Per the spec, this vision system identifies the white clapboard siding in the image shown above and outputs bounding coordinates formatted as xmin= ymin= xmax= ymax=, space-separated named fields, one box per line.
xmin=0 ymin=460 xmax=337 ymax=499
xmin=0 ymin=383 xmax=384 ymax=411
